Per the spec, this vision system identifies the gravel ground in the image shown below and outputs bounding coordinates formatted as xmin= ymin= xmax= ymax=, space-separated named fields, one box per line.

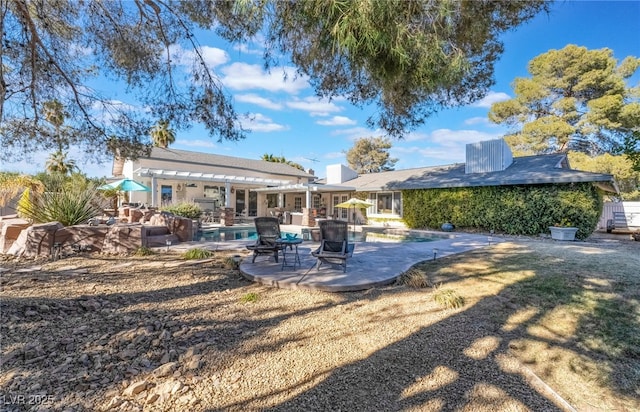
xmin=0 ymin=234 xmax=636 ymax=411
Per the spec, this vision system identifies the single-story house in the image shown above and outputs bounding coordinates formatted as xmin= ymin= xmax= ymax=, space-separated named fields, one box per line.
xmin=115 ymin=139 xmax=618 ymax=226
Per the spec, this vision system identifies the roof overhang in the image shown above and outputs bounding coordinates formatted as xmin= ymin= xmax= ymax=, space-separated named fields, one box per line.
xmin=252 ymin=183 xmax=355 ymax=193
xmin=135 ymin=168 xmax=292 ymax=186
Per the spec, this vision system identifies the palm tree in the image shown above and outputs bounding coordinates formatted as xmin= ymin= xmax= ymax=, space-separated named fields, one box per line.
xmin=43 ymin=99 xmax=67 ymax=152
xmin=150 ymin=120 xmax=176 ymax=148
xmin=46 ymin=151 xmax=77 ymax=175
xmin=261 ymin=153 xmax=305 ymax=171
xmin=43 ymin=99 xmax=77 ymax=175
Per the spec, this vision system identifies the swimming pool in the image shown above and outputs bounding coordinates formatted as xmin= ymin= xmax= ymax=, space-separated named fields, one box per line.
xmin=361 ymin=228 xmax=451 ymax=243
xmin=197 ymin=226 xmax=450 ymax=243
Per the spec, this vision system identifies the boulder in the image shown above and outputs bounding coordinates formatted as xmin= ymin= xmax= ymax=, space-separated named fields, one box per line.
xmin=54 ymin=225 xmax=110 ymax=253
xmin=0 ymin=217 xmax=30 ymax=254
xmin=7 ymin=221 xmax=63 ymax=258
xmin=102 ymin=224 xmax=143 ymax=254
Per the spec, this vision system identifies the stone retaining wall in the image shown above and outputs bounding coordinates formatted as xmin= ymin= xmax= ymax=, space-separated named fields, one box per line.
xmin=1 ymin=216 xmax=194 ymax=258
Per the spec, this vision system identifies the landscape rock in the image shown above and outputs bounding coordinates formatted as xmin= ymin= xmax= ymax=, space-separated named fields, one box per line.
xmin=152 ymin=362 xmax=178 ymax=378
xmin=123 ymin=380 xmax=148 ymax=397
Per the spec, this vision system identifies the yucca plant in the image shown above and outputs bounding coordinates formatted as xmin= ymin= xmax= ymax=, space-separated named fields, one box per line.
xmin=17 ymin=173 xmax=106 ymax=226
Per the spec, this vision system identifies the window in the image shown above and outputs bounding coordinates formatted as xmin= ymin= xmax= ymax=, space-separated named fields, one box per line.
xmin=294 ymin=196 xmax=302 ymax=211
xmin=312 ymin=195 xmax=321 ymax=209
xmin=393 ymin=192 xmax=402 ymax=216
xmin=372 ymin=192 xmax=402 ymax=216
xmin=377 ymin=193 xmax=393 ymax=214
xmin=266 ymin=193 xmax=278 ymax=208
xmin=248 ymin=191 xmax=257 ymax=216
xmin=161 ymin=185 xmax=172 ymax=204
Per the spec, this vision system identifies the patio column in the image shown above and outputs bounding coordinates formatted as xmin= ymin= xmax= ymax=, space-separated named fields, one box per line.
xmin=151 ymin=176 xmax=158 ymax=208
xmin=225 ymin=181 xmax=232 ymax=208
xmin=278 ymin=192 xmax=283 ymax=209
xmin=305 ymin=187 xmax=312 ymax=209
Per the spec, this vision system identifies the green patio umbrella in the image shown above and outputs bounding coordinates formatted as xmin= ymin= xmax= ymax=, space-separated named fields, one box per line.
xmin=335 ymin=198 xmax=374 ymax=238
xmin=99 ymin=178 xmax=150 ymax=206
xmin=98 ymin=178 xmax=151 ymax=192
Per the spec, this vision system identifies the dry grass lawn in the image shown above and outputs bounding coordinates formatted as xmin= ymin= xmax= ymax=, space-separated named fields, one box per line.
xmin=0 ymin=236 xmax=638 ymax=411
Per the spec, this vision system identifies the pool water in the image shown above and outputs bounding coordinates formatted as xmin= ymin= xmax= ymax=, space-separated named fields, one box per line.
xmin=197 ymin=228 xmax=299 ymax=242
xmin=197 ymin=226 xmax=449 ymax=243
xmin=361 ymin=229 xmax=449 ymax=243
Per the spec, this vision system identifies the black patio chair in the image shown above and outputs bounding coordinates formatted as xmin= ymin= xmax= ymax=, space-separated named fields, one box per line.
xmin=246 ymin=217 xmax=282 ymax=263
xmin=311 ymin=220 xmax=355 ymax=273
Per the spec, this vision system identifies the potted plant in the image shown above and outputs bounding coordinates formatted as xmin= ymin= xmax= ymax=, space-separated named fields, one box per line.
xmin=549 ymin=219 xmax=578 ymax=241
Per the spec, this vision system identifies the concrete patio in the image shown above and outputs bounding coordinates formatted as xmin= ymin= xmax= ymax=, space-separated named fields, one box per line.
xmin=172 ymin=230 xmax=500 ymax=292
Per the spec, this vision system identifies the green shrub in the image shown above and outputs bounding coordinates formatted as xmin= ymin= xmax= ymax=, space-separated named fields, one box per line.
xmin=402 ymin=183 xmax=602 ymax=240
xmin=162 ymin=202 xmax=203 ymax=219
xmin=134 ymin=246 xmax=155 ymax=256
xmin=240 ymin=292 xmax=259 ymax=303
xmin=182 ymin=248 xmax=213 ymax=260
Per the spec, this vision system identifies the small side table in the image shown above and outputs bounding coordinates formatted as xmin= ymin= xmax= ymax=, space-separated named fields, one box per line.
xmin=276 ymin=238 xmax=303 ymax=270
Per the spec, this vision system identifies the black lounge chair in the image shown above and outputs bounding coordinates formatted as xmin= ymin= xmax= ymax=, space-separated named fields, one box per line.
xmin=311 ymin=220 xmax=355 ymax=273
xmin=246 ymin=217 xmax=282 ymax=263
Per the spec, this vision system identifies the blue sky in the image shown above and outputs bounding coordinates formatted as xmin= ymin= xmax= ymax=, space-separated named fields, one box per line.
xmin=2 ymin=0 xmax=639 ymax=179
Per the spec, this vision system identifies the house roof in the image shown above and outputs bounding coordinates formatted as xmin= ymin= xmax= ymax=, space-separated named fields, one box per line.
xmin=138 ymin=147 xmax=314 ymax=179
xmin=333 ymin=154 xmax=618 ymax=193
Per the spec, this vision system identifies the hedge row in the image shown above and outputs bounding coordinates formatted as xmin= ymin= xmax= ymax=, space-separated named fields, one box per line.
xmin=402 ymin=183 xmax=603 ymax=240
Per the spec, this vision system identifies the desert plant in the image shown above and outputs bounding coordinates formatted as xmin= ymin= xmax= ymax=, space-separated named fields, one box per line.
xmin=398 ymin=268 xmax=430 ymax=288
xmin=162 ymin=201 xmax=203 ymax=219
xmin=182 ymin=248 xmax=213 ymax=260
xmin=17 ymin=173 xmax=106 ymax=226
xmin=433 ymin=284 xmax=465 ymax=309
xmin=240 ymin=292 xmax=259 ymax=303
xmin=134 ymin=246 xmax=155 ymax=256
xmin=0 ymin=172 xmax=44 ymax=208
xmin=224 ymin=255 xmax=242 ymax=269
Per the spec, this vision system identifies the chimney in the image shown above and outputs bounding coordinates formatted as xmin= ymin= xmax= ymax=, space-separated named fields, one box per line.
xmin=465 ymin=138 xmax=513 ymax=174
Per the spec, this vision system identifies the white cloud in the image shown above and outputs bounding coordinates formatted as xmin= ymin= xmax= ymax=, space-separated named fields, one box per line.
xmin=472 ymin=91 xmax=511 ymax=108
xmin=169 ymin=44 xmax=229 ymax=68
xmin=393 ymin=128 xmax=504 ymax=166
xmin=316 ymin=116 xmax=357 ymax=126
xmin=286 ymin=96 xmax=342 ymax=116
xmin=402 ymin=131 xmax=430 ymax=142
xmin=175 ymin=139 xmax=217 ymax=149
xmin=330 ymin=127 xmax=377 ymax=140
xmin=221 ymin=63 xmax=309 ymax=94
xmin=240 ymin=113 xmax=289 ymax=133
xmin=464 ymin=116 xmax=490 ymax=126
xmin=429 ymin=128 xmax=501 ymax=146
xmin=235 ymin=93 xmax=283 ymax=110
xmin=232 ymin=43 xmax=263 ymax=56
